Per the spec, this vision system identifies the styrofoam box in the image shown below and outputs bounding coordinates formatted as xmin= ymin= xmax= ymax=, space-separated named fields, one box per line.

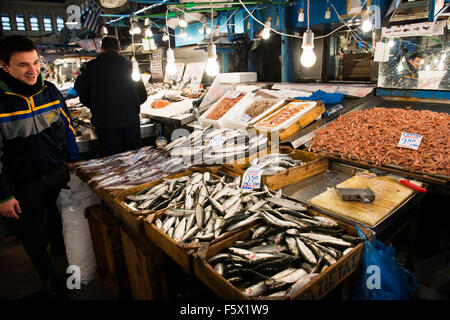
xmin=253 ymin=101 xmax=318 ymax=132
xmin=223 ymin=98 xmax=285 ymax=130
xmin=218 ymin=72 xmax=257 ymax=84
xmin=199 ymin=91 xmax=254 ymax=128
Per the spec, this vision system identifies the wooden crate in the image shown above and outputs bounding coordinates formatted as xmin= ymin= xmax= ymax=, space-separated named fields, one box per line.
xmin=223 ymin=146 xmax=329 ymax=190
xmin=109 ymin=169 xmax=197 ymax=237
xmin=192 ymin=210 xmax=369 ymax=300
xmin=120 ymin=226 xmax=169 ymax=300
xmin=252 ymin=100 xmax=326 ymax=142
xmin=85 ymin=205 xmax=130 ymax=298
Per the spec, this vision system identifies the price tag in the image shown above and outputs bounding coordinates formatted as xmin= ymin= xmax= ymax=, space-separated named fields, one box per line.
xmin=239 ymin=113 xmax=252 ymax=122
xmin=208 ymin=136 xmax=226 ymax=149
xmin=397 ymin=132 xmax=423 ymax=150
xmin=241 ymin=168 xmax=263 ymax=190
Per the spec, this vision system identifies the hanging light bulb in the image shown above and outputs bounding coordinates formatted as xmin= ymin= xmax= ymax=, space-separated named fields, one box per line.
xmin=179 ymin=28 xmax=187 ymax=38
xmin=145 ymin=27 xmax=153 ymax=38
xmin=324 ymin=7 xmax=331 ymax=20
xmin=102 ymin=26 xmax=108 ymax=35
xmin=206 ymin=43 xmax=219 ymax=77
xmin=162 ymin=33 xmax=169 ymax=41
xmin=178 ymin=14 xmax=187 ymax=28
xmin=361 ymin=12 xmax=373 ymax=33
xmin=300 ymin=30 xmax=316 ymax=68
xmin=144 ymin=18 xmax=152 ymax=38
xmin=131 ymin=57 xmax=141 ymax=81
xmin=166 ymin=48 xmax=176 ymax=76
xmin=262 ymin=17 xmax=271 ymax=40
xmin=129 ymin=22 xmax=141 ymax=35
xmin=298 ymin=9 xmax=304 ymax=22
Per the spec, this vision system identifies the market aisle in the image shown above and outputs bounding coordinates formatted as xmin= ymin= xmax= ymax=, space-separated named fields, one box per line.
xmin=0 ymin=237 xmax=116 ymax=300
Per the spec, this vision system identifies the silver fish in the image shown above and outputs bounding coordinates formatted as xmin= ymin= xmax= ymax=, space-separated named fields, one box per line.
xmin=287 ymin=274 xmax=318 ymax=297
xmin=265 ymin=197 xmax=307 ymax=211
xmin=173 ymin=217 xmax=187 ymax=242
xmin=296 ymin=237 xmax=317 ymax=265
xmin=285 ymin=237 xmax=299 ymax=256
xmin=223 ymin=199 xmax=241 ymax=219
xmin=162 ymin=216 xmax=176 ymax=233
xmin=181 ymin=225 xmax=199 ymax=242
xmin=223 ymin=194 xmax=240 ymax=211
xmin=195 ymin=204 xmax=204 ymax=229
xmin=244 ymin=281 xmax=267 ymax=298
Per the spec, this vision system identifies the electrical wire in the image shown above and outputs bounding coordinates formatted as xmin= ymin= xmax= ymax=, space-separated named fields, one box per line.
xmin=210 ymin=0 xmax=213 ymax=44
xmin=330 ymin=2 xmax=372 ymax=50
xmin=236 ymin=0 xmax=367 ymax=39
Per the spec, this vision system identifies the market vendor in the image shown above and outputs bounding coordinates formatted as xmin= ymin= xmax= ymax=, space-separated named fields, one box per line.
xmin=74 ymin=36 xmax=148 ymax=157
xmin=393 ymin=52 xmax=423 ymax=88
xmin=0 ymin=35 xmax=79 ymax=299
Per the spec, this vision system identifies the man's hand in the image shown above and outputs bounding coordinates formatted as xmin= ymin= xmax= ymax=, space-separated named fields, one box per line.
xmin=65 ymin=162 xmax=78 ymax=172
xmin=0 ymin=198 xmax=21 ymax=219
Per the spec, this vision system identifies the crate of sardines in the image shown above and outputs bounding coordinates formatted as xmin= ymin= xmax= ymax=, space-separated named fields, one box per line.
xmin=110 ymin=169 xmax=200 ymax=236
xmin=142 ymin=171 xmax=285 ymax=275
xmin=192 ymin=196 xmax=366 ymax=300
xmin=223 ymin=146 xmax=328 ymax=190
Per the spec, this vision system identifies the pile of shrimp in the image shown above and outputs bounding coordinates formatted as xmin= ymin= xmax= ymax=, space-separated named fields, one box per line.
xmin=310 ymin=107 xmax=450 ymax=177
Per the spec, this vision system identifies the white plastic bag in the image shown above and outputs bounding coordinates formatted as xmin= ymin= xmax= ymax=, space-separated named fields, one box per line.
xmin=57 ymin=173 xmax=101 ymax=285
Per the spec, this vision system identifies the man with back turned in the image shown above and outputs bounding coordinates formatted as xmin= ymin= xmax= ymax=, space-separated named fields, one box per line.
xmin=75 ymin=36 xmax=147 ymax=157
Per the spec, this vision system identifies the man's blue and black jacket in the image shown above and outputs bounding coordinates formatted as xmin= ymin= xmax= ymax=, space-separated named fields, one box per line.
xmin=0 ymin=70 xmax=79 ymax=202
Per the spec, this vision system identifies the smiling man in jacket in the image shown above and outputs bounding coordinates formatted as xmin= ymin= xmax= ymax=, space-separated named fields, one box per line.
xmin=0 ymin=35 xmax=79 ymax=299
xmin=75 ymin=36 xmax=147 ymax=157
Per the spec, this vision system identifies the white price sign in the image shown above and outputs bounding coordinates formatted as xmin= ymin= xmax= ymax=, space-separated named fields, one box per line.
xmin=241 ymin=168 xmax=263 ymax=190
xmin=397 ymin=132 xmax=423 ymax=150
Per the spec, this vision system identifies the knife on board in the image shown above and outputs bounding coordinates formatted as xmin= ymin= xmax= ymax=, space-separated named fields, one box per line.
xmin=368 ymin=168 xmax=427 ymax=193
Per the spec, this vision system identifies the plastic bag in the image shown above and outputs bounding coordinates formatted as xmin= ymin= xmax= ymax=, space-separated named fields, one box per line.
xmin=351 ymin=224 xmax=418 ymax=300
xmin=57 ymin=173 xmax=101 ymax=285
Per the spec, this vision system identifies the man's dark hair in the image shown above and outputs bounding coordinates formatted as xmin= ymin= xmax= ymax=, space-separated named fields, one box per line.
xmin=0 ymin=35 xmax=38 ymax=65
xmin=101 ymin=36 xmax=120 ymax=52
xmin=409 ymin=52 xmax=423 ymax=61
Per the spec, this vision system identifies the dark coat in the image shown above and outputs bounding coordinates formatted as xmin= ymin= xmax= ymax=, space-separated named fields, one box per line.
xmin=0 ymin=69 xmax=79 ymax=201
xmin=75 ymin=52 xmax=147 ymax=129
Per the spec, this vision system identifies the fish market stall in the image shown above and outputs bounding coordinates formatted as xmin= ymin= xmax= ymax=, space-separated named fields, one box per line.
xmin=108 ymin=165 xmax=370 ymax=299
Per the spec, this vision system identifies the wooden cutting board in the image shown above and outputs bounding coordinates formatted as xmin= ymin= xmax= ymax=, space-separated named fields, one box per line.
xmin=308 ymin=175 xmax=419 ymax=227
